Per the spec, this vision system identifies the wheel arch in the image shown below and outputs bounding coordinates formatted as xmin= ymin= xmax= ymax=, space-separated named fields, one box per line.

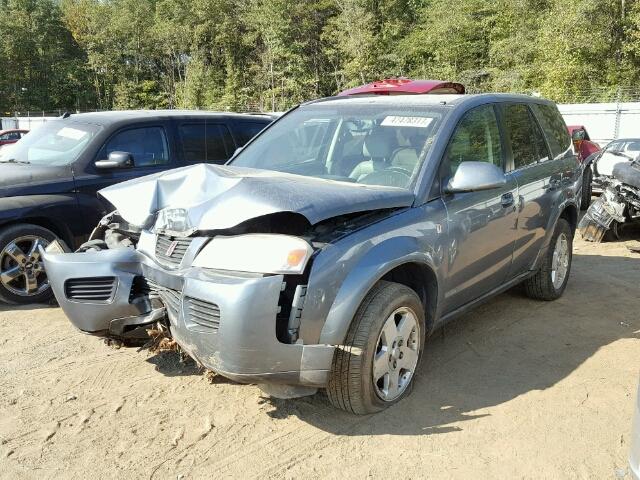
xmin=0 ymin=217 xmax=74 ymax=250
xmin=318 ymin=236 xmax=441 ymax=346
xmin=559 ymin=203 xmax=578 ymax=235
xmin=380 ymin=262 xmax=438 ymax=333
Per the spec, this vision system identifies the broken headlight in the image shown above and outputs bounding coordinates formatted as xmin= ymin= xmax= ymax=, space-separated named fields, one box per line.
xmin=192 ymin=234 xmax=313 ymax=275
xmin=155 ymin=208 xmax=194 ymax=236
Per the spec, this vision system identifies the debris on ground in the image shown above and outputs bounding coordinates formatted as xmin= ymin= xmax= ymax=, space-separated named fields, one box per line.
xmin=139 ymin=325 xmax=178 ymax=353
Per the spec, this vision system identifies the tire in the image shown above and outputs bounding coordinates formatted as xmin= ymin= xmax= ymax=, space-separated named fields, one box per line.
xmin=523 ymin=218 xmax=573 ymax=301
xmin=580 ymin=168 xmax=593 ymax=210
xmin=0 ymin=224 xmax=60 ymax=304
xmin=327 ymin=281 xmax=425 ymax=414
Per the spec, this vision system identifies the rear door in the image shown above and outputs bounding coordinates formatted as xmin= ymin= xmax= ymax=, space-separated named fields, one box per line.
xmin=176 ymin=122 xmax=236 ymax=165
xmin=502 ymin=102 xmax=565 ymax=276
xmin=441 ymin=104 xmax=519 ymax=312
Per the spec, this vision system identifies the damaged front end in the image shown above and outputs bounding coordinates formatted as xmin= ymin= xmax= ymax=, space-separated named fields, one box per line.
xmin=42 ymin=163 xmax=412 ymax=388
xmin=579 ymin=161 xmax=640 ymax=242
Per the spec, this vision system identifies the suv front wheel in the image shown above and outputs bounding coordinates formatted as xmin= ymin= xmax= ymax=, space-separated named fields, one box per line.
xmin=327 ymin=281 xmax=425 ymax=414
xmin=581 ymin=167 xmax=593 ymax=210
xmin=0 ymin=224 xmax=59 ymax=304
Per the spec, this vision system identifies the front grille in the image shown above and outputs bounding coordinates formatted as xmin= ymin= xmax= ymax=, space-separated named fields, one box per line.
xmin=65 ymin=277 xmax=116 ymax=302
xmin=185 ymin=297 xmax=220 ymax=333
xmin=155 ymin=235 xmax=193 ymax=267
xmin=146 ymin=279 xmax=181 ymax=321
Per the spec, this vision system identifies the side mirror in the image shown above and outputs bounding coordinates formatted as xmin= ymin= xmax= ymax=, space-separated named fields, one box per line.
xmin=95 ymin=151 xmax=134 ymax=170
xmin=444 ymin=161 xmax=507 ymax=193
xmin=232 ymin=146 xmax=243 ymax=158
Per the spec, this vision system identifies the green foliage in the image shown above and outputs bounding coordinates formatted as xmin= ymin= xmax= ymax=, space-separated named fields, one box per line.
xmin=2 ymin=0 xmax=640 ymax=112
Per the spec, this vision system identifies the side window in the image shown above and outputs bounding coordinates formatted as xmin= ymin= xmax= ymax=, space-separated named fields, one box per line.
xmin=606 ymin=141 xmax=622 ymax=152
xmin=530 ymin=103 xmax=571 ymax=159
xmin=101 ymin=126 xmax=169 ymax=167
xmin=1 ymin=132 xmax=20 ymax=141
xmin=234 ymin=121 xmax=268 ymax=145
xmin=503 ymin=104 xmax=550 ymax=169
xmin=179 ymin=123 xmax=235 ymax=164
xmin=443 ymin=104 xmax=503 ymax=178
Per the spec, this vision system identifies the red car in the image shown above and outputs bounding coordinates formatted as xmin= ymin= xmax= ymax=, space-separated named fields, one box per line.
xmin=338 ymin=78 xmax=466 ymax=96
xmin=567 ymin=125 xmax=601 ymax=162
xmin=0 ymin=129 xmax=29 ymax=147
xmin=568 ymin=125 xmax=601 ymax=209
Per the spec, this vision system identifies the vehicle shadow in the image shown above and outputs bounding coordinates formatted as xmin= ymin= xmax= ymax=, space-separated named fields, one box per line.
xmin=145 ymin=349 xmax=240 ymax=385
xmin=260 ymin=252 xmax=640 ymax=436
xmin=0 ymin=302 xmax=55 ymax=313
xmin=145 ymin=350 xmax=203 ymax=377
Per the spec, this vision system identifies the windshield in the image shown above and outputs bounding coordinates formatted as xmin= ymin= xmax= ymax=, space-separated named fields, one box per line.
xmin=0 ymin=120 xmax=101 ymax=166
xmin=605 ymin=139 xmax=640 ymax=156
xmin=230 ymin=103 xmax=446 ymax=189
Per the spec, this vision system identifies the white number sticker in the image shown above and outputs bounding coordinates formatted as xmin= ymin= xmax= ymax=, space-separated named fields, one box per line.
xmin=381 ymin=116 xmax=433 ymax=128
xmin=58 ymin=127 xmax=87 ymax=140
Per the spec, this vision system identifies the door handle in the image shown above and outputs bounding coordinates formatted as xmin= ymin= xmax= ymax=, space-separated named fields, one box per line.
xmin=501 ymin=192 xmax=514 ymax=208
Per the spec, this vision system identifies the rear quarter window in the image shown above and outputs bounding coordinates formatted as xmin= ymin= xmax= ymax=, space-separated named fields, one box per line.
xmin=531 ymin=103 xmax=571 ymax=159
xmin=178 ymin=123 xmax=235 ymax=164
xmin=234 ymin=121 xmax=270 ymax=145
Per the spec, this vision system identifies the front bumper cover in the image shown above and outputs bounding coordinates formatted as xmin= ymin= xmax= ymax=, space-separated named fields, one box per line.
xmin=42 ymin=248 xmax=335 ymax=387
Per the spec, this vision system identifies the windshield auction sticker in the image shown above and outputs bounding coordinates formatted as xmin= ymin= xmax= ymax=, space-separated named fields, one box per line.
xmin=58 ymin=127 xmax=88 ymax=140
xmin=381 ymin=116 xmax=433 ymax=128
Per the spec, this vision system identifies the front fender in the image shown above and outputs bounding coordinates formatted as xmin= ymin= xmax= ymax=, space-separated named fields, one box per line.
xmin=317 ymin=236 xmax=440 ymax=346
xmin=541 ymin=196 xmax=579 ymax=254
xmin=0 ymin=194 xmax=80 ymax=246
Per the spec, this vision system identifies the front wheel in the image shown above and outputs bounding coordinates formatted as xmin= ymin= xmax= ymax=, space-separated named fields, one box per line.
xmin=327 ymin=281 xmax=425 ymax=414
xmin=581 ymin=168 xmax=593 ymax=210
xmin=0 ymin=224 xmax=59 ymax=304
xmin=523 ymin=218 xmax=573 ymax=301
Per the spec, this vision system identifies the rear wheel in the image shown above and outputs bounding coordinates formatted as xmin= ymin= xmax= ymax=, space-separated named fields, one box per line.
xmin=523 ymin=218 xmax=573 ymax=301
xmin=581 ymin=168 xmax=593 ymax=210
xmin=327 ymin=281 xmax=425 ymax=414
xmin=0 ymin=224 xmax=59 ymax=304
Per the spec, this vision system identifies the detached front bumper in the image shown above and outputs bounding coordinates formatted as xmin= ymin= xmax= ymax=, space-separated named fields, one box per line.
xmin=42 ymin=249 xmax=335 ymax=387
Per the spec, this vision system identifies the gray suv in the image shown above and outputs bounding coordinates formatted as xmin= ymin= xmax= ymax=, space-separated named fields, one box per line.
xmin=42 ymin=94 xmax=581 ymax=414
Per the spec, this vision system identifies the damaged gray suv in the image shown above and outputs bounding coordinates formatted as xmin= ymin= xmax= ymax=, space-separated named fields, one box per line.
xmin=43 ymin=94 xmax=581 ymax=414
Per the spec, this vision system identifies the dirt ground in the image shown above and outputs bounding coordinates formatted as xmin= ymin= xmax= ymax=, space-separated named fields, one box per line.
xmin=1 ymin=234 xmax=639 ymax=479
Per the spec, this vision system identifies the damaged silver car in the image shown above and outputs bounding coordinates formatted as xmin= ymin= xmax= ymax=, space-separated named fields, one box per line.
xmin=43 ymin=94 xmax=581 ymax=413
xmin=579 ymin=160 xmax=640 ymax=242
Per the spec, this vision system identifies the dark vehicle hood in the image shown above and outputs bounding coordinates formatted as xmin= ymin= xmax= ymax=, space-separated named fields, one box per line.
xmin=99 ymin=164 xmax=415 ymax=231
xmin=0 ymin=163 xmax=75 ymax=196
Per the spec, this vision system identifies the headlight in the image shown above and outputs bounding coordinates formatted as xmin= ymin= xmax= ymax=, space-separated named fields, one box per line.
xmin=192 ymin=234 xmax=313 ymax=274
xmin=155 ymin=208 xmax=194 ymax=236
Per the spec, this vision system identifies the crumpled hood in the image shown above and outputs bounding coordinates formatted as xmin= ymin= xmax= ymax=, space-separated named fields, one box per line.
xmin=99 ymin=163 xmax=415 ymax=231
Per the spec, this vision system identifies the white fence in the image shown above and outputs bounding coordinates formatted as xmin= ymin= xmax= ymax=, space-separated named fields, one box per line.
xmin=558 ymin=102 xmax=640 ymax=147
xmin=1 ymin=115 xmax=58 ymax=130
xmin=3 ymin=103 xmax=639 ymax=148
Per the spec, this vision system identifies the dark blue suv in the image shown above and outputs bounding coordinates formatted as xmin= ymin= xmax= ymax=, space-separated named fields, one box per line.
xmin=0 ymin=110 xmax=273 ymax=304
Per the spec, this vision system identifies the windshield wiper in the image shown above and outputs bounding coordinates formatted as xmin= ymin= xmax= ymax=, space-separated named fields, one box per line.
xmin=0 ymin=158 xmax=30 ymax=164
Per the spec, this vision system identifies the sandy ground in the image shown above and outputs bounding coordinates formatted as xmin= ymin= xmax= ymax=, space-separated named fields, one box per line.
xmin=1 ymin=235 xmax=640 ymax=479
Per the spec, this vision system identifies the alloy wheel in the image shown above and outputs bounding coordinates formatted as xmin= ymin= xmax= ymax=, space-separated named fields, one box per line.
xmin=551 ymin=233 xmax=569 ymax=290
xmin=0 ymin=235 xmax=50 ymax=297
xmin=372 ymin=307 xmax=420 ymax=401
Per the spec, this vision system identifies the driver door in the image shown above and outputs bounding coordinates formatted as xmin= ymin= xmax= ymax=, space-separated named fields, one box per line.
xmin=440 ymin=104 xmax=519 ymax=312
xmin=73 ymin=123 xmax=177 ymax=233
